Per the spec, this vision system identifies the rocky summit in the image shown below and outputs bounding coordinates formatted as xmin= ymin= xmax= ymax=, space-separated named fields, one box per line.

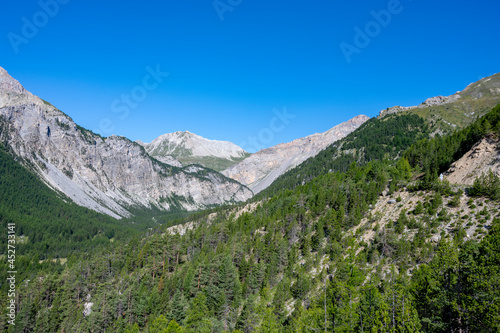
xmin=143 ymin=130 xmax=250 ymax=171
xmin=222 ymin=114 xmax=370 ymax=194
xmin=0 ymin=66 xmax=253 ymax=218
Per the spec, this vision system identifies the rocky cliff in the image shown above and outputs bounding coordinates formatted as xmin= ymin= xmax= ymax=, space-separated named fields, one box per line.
xmin=222 ymin=115 xmax=370 ymax=194
xmin=0 ymin=66 xmax=252 ymax=218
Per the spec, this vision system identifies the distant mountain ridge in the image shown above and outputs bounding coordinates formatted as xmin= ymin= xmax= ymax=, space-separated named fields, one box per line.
xmin=0 ymin=66 xmax=252 ymax=218
xmin=4 ymin=65 xmax=497 ymax=218
xmin=142 ymin=131 xmax=250 ymax=171
xmin=258 ymin=74 xmax=500 ymax=198
xmin=222 ymin=114 xmax=370 ymax=194
xmin=379 ymin=72 xmax=500 ymax=132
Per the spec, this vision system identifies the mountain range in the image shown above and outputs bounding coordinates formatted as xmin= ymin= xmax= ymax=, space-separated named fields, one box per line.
xmin=140 ymin=116 xmax=370 ymax=195
xmin=2 ymin=66 xmax=500 ymax=332
xmin=0 ymin=66 xmax=252 ymax=218
xmin=1 ymin=66 xmax=500 ymax=219
xmin=0 ymin=66 xmax=367 ymax=218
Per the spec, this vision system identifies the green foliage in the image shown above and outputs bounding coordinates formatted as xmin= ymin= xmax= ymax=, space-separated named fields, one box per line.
xmin=165 ymin=320 xmax=184 ymax=333
xmin=261 ymin=113 xmax=429 ymax=197
xmin=76 ymin=124 xmax=104 ymax=144
xmin=405 ymin=104 xmax=500 ymax=188
xmin=403 ymin=83 xmax=500 ymax=132
xmin=175 ymin=154 xmax=250 ymax=172
xmin=4 ymin=157 xmax=397 ymax=331
xmin=185 ymin=293 xmax=212 ymax=332
xmin=0 ymin=144 xmax=140 ymax=261
xmin=469 ymin=170 xmax=500 ymax=200
xmin=413 ymin=201 xmax=424 ymax=215
xmin=4 ymin=104 xmax=500 ymax=332
xmin=411 ymin=219 xmax=500 ymax=332
xmin=125 ymin=323 xmax=140 ymax=333
xmin=55 ymin=119 xmax=71 ymax=131
xmin=448 ymin=194 xmax=461 ymax=207
xmin=342 ymin=114 xmax=429 ymax=162
xmin=149 ymin=315 xmax=170 ymax=333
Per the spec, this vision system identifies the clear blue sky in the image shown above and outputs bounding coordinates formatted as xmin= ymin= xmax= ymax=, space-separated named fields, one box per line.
xmin=1 ymin=0 xmax=499 ymax=152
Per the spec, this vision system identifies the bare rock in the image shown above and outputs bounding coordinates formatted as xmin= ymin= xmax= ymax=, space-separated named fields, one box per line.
xmin=0 ymin=66 xmax=252 ymax=218
xmin=445 ymin=136 xmax=500 ymax=185
xmin=222 ymin=115 xmax=370 ymax=194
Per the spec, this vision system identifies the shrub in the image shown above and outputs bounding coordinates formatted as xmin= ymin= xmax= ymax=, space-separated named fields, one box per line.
xmin=448 ymin=195 xmax=460 ymax=207
xmin=469 ymin=170 xmax=500 ymax=200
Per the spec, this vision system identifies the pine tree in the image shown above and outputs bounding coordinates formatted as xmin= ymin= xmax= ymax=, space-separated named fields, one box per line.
xmin=184 ymin=293 xmax=212 ymax=332
xmin=124 ymin=323 xmax=140 ymax=333
xmin=236 ymin=297 xmax=259 ymax=333
xmin=258 ymin=307 xmax=280 ymax=333
xmin=165 ymin=319 xmax=184 ymax=333
xmin=170 ymin=290 xmax=187 ymax=324
xmin=149 ymin=314 xmax=170 ymax=333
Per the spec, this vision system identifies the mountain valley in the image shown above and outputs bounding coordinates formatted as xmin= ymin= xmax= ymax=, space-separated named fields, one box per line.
xmin=0 ymin=68 xmax=499 ymax=332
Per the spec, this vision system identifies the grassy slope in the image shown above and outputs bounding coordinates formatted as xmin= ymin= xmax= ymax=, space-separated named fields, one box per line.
xmin=402 ymin=96 xmax=500 ymax=134
xmin=391 ymin=73 xmax=500 ymax=133
xmin=177 ymin=154 xmax=251 ymax=172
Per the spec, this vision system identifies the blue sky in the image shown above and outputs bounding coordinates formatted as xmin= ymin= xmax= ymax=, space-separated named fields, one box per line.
xmin=1 ymin=0 xmax=499 ymax=152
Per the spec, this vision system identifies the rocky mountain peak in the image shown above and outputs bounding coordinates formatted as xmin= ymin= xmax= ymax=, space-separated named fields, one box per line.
xmin=144 ymin=130 xmax=250 ymax=171
xmin=0 ymin=66 xmax=29 ymax=96
xmin=461 ymin=73 xmax=500 ymax=99
xmin=348 ymin=114 xmax=370 ymax=123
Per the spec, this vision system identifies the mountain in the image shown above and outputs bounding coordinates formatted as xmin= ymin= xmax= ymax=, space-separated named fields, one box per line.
xmin=0 ymin=66 xmax=252 ymax=218
xmin=259 ymin=75 xmax=500 ymax=198
xmin=143 ymin=131 xmax=250 ymax=171
xmin=0 ymin=142 xmax=140 ymax=259
xmin=11 ymin=105 xmax=500 ymax=332
xmin=260 ymin=113 xmax=431 ymax=197
xmin=222 ymin=114 xmax=370 ymax=194
xmin=380 ymin=72 xmax=500 ymax=132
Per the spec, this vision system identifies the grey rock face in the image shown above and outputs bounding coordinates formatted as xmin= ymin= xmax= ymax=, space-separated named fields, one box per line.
xmin=421 ymin=94 xmax=461 ymax=107
xmin=379 ymin=94 xmax=462 ymax=117
xmin=0 ymin=67 xmax=252 ymax=218
xmin=0 ymin=67 xmax=27 ymax=95
xmin=222 ymin=115 xmax=370 ymax=194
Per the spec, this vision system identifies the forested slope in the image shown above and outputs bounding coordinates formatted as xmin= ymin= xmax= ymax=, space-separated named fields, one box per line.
xmin=260 ymin=113 xmax=430 ymax=198
xmin=3 ymin=105 xmax=499 ymax=332
xmin=0 ymin=144 xmax=139 ymax=260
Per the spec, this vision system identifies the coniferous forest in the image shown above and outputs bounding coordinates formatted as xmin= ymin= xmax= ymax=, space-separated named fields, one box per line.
xmin=1 ymin=105 xmax=500 ymax=332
